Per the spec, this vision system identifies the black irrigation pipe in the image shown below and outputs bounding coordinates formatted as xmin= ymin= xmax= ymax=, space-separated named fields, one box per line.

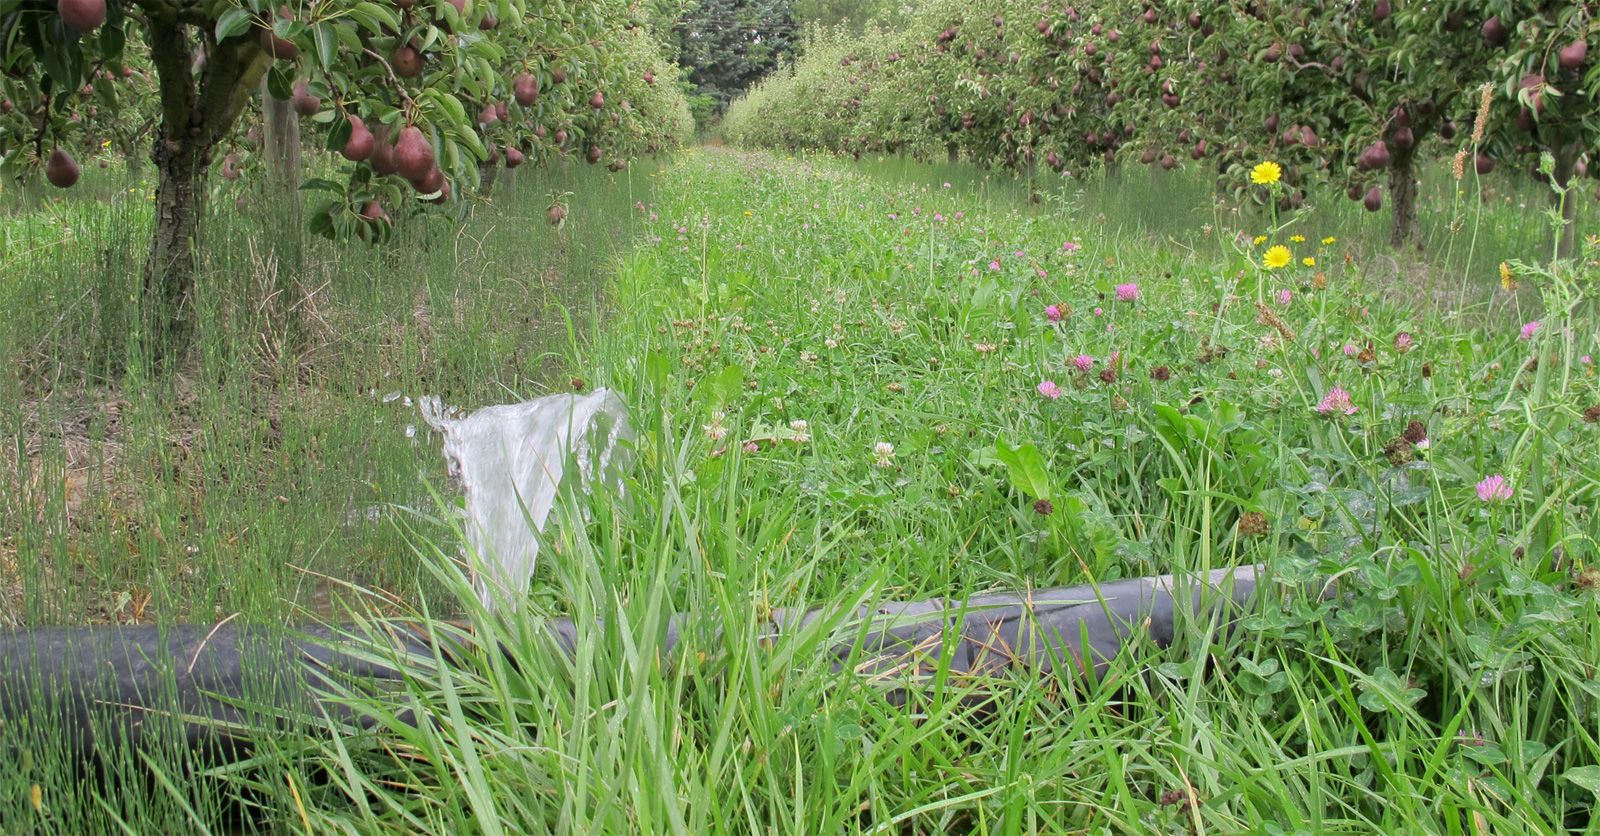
xmin=0 ymin=565 xmax=1271 ymax=765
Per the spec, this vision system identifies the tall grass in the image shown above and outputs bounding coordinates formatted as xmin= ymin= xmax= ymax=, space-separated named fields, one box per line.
xmin=2 ymin=159 xmax=652 ymax=626
xmin=4 ymin=146 xmax=1599 ymax=832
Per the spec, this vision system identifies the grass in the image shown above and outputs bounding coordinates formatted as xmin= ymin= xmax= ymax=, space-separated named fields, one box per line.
xmin=2 ymin=159 xmax=647 ymax=625
xmin=3 ymin=146 xmax=1600 ymax=832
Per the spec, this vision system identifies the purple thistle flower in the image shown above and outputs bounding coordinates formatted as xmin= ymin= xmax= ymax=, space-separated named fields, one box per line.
xmin=1520 ymin=321 xmax=1541 ymax=340
xmin=1276 ymin=289 xmax=1293 ymax=306
xmin=1395 ymin=332 xmax=1413 ymax=352
xmin=1037 ymin=379 xmax=1062 ymax=400
xmin=1073 ymin=354 xmax=1094 ymax=373
xmin=988 ymin=260 xmax=1001 ymax=271
xmin=1045 ymin=304 xmax=1063 ymax=323
xmin=1061 ymin=241 xmax=1080 ymax=252
xmin=1114 ymin=283 xmax=1141 ymax=302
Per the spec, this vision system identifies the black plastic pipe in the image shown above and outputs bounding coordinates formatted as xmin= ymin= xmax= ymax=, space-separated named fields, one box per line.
xmin=0 ymin=565 xmax=1264 ymax=764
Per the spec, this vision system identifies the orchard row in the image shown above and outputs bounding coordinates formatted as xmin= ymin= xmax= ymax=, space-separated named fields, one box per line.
xmin=724 ymin=0 xmax=1597 ymax=250
xmin=0 ymin=0 xmax=692 ymax=344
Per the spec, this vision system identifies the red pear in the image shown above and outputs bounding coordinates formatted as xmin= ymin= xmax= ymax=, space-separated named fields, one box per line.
xmin=57 ymin=0 xmax=107 ymax=33
xmin=1481 ymin=16 xmax=1508 ymax=47
xmin=1357 ymin=140 xmax=1391 ymax=171
xmin=424 ymin=179 xmax=451 ymax=204
xmin=259 ymin=9 xmax=299 ymax=60
xmin=1558 ymin=40 xmax=1587 ymax=71
xmin=393 ymin=45 xmax=423 ymax=78
xmin=590 ymin=91 xmax=604 ymax=110
xmin=394 ymin=126 xmax=435 ymax=181
xmin=504 ymin=145 xmax=525 ymax=169
xmin=586 ymin=145 xmax=602 ymax=164
xmin=357 ymin=200 xmax=389 ymax=242
xmin=46 ymin=148 xmax=80 ymax=188
xmin=1363 ymin=186 xmax=1382 ymax=212
xmin=411 ymin=165 xmax=445 ymax=195
xmin=291 ymin=80 xmax=321 ymax=116
xmin=341 ymin=116 xmax=375 ymax=162
xmin=370 ymin=128 xmax=399 ymax=175
xmin=1389 ymin=126 xmax=1414 ymax=151
xmin=513 ymin=73 xmax=539 ymax=106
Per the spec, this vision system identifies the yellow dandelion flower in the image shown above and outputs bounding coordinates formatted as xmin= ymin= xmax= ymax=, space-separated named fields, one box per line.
xmin=1321 ymin=236 xmax=1337 ymax=245
xmin=1499 ymin=261 xmax=1518 ymax=291
xmin=1290 ymin=234 xmax=1306 ymax=243
xmin=1251 ymin=161 xmax=1282 ymax=185
xmin=1263 ymin=245 xmax=1292 ymax=269
xmin=1302 ymin=257 xmax=1316 ymax=267
xmin=1252 ymin=235 xmax=1268 ymax=246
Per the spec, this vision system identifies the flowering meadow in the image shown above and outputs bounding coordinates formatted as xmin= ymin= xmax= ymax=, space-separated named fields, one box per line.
xmin=426 ymin=148 xmax=1596 ymax=832
xmin=4 ymin=145 xmax=1599 ymax=831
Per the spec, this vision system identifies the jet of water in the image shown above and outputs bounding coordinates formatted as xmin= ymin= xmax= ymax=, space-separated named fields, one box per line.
xmin=419 ymin=389 xmax=634 ymax=608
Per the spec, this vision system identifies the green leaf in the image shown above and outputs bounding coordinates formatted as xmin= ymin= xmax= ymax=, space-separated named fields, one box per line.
xmin=1562 ymin=766 xmax=1600 ymax=795
xmin=266 ymin=63 xmax=295 ymax=101
xmin=994 ymin=440 xmax=1051 ymax=502
xmin=313 ymin=22 xmax=337 ymax=68
xmin=97 ymin=18 xmax=125 ymax=58
xmin=307 ymin=201 xmax=338 ymax=240
xmin=351 ymin=2 xmax=401 ymax=35
xmin=702 ymin=364 xmax=743 ymax=410
xmin=325 ymin=118 xmax=352 ymax=152
xmin=215 ymin=8 xmax=253 ymax=41
xmin=299 ymin=178 xmax=347 ymax=194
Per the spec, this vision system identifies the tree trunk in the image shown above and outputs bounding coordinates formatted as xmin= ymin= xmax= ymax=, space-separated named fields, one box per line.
xmin=261 ymin=75 xmax=300 ymax=187
xmin=1388 ymin=146 xmax=1419 ymax=250
xmin=946 ymin=142 xmax=958 ymax=164
xmin=146 ymin=136 xmax=207 ymax=349
xmin=479 ymin=160 xmax=500 ymax=196
xmin=142 ymin=21 xmax=272 ymax=355
xmin=1552 ymin=142 xmax=1580 ymax=260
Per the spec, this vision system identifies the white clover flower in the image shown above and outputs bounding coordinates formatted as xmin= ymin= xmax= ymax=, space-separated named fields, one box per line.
xmin=790 ymin=419 xmax=810 ymax=443
xmin=873 ymin=441 xmax=895 ymax=468
xmin=704 ymin=410 xmax=728 ymax=442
